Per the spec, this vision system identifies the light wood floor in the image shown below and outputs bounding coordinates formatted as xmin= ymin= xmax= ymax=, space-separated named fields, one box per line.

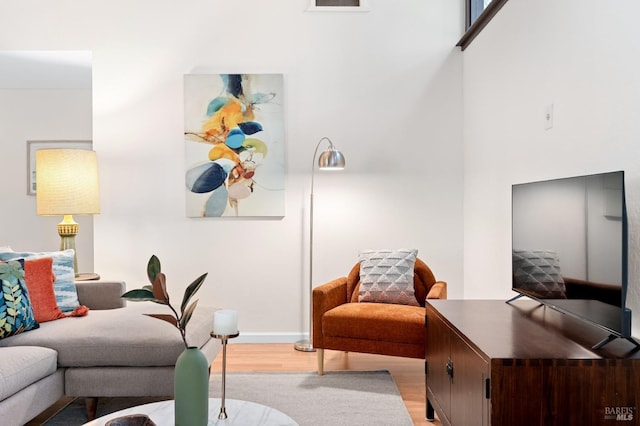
xmin=211 ymin=343 xmax=441 ymax=426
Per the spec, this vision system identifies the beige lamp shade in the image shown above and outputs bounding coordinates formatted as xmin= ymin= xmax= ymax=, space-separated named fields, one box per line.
xmin=36 ymin=149 xmax=100 ymax=216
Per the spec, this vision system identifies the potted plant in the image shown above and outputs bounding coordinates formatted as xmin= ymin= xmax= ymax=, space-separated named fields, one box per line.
xmin=122 ymin=255 xmax=209 ymax=426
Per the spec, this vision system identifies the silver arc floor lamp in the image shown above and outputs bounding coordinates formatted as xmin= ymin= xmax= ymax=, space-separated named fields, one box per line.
xmin=294 ymin=137 xmax=346 ymax=352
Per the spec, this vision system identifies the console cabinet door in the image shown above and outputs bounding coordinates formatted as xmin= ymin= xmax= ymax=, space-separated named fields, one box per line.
xmin=426 ymin=305 xmax=490 ymax=426
xmin=450 ymin=336 xmax=490 ymax=426
xmin=426 ymin=309 xmax=452 ymax=424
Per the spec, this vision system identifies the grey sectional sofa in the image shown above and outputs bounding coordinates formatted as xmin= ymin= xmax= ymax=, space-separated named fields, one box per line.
xmin=0 ymin=280 xmax=220 ymax=426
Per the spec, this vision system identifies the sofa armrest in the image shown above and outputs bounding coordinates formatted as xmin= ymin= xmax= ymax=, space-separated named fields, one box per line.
xmin=426 ymin=281 xmax=447 ymax=300
xmin=75 ymin=280 xmax=127 ymax=310
xmin=313 ymin=277 xmax=348 ymax=348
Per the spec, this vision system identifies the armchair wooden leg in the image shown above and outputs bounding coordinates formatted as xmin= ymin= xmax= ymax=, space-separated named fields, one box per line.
xmin=317 ymin=348 xmax=324 ymax=375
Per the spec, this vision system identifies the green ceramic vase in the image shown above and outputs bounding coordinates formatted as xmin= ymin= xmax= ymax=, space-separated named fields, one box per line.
xmin=174 ymin=346 xmax=209 ymax=426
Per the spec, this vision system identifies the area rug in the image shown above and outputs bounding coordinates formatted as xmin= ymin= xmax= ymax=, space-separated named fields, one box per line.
xmin=45 ymin=370 xmax=413 ymax=426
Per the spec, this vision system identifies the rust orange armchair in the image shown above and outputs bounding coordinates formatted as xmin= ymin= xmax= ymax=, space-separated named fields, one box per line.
xmin=312 ymin=257 xmax=447 ymax=374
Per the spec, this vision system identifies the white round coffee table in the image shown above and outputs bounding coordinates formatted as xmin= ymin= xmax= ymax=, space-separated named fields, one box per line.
xmin=83 ymin=398 xmax=298 ymax=426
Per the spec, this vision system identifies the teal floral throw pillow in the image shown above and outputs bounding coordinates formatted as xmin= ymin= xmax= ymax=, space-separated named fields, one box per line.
xmin=0 ymin=260 xmax=39 ymax=339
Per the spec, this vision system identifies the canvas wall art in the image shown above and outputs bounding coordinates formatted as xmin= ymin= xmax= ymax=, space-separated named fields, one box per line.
xmin=184 ymin=74 xmax=285 ymax=217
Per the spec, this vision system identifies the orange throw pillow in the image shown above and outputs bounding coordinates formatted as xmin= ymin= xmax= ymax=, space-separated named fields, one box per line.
xmin=24 ymin=257 xmax=89 ymax=322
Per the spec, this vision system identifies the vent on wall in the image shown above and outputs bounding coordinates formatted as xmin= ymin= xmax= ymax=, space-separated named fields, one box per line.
xmin=307 ymin=0 xmax=369 ymax=11
xmin=316 ymin=0 xmax=360 ymax=5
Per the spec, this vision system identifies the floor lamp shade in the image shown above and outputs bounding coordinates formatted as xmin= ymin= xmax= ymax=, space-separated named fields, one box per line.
xmin=294 ymin=137 xmax=346 ymax=352
xmin=318 ymin=147 xmax=345 ymax=170
xmin=36 ymin=148 xmax=100 ymax=276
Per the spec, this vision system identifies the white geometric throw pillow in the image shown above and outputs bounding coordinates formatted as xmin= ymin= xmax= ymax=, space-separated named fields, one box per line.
xmin=512 ymin=249 xmax=567 ymax=299
xmin=358 ymin=249 xmax=419 ymax=306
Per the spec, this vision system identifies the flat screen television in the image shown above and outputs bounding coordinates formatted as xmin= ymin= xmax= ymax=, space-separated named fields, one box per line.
xmin=510 ymin=170 xmax=639 ymax=349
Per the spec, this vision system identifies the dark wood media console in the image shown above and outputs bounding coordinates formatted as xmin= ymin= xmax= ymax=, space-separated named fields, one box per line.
xmin=425 ymin=300 xmax=640 ymax=426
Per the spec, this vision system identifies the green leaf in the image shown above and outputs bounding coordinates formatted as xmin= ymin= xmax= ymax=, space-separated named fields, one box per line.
xmin=180 ymin=299 xmax=199 ymax=332
xmin=121 ymin=288 xmax=155 ymax=301
xmin=147 ymin=255 xmax=161 ymax=284
xmin=180 ymin=273 xmax=207 ymax=314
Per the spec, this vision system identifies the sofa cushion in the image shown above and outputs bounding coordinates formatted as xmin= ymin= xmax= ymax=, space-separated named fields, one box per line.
xmin=322 ymin=302 xmax=425 ymax=345
xmin=0 ymin=346 xmax=58 ymax=400
xmin=0 ymin=249 xmax=79 ymax=312
xmin=0 ymin=302 xmax=215 ymax=368
xmin=357 ymin=249 xmax=419 ymax=306
xmin=0 ymin=260 xmax=39 ymax=339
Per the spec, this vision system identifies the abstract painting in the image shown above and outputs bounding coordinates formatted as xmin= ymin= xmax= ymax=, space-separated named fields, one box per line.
xmin=184 ymin=74 xmax=285 ymax=217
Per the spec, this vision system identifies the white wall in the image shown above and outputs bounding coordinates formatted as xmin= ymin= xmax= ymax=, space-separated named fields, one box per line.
xmin=462 ymin=0 xmax=640 ymax=336
xmin=0 ymin=1 xmax=464 ymax=341
xmin=0 ymin=89 xmax=94 ymax=271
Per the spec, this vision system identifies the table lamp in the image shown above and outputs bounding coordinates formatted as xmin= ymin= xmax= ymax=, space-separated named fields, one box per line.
xmin=294 ymin=137 xmax=345 ymax=352
xmin=36 ymin=148 xmax=100 ymax=280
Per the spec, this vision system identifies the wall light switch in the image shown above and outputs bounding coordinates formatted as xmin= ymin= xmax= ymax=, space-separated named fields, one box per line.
xmin=544 ymin=103 xmax=554 ymax=130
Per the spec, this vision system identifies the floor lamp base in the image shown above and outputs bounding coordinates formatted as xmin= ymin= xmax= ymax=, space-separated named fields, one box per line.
xmin=294 ymin=339 xmax=316 ymax=352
